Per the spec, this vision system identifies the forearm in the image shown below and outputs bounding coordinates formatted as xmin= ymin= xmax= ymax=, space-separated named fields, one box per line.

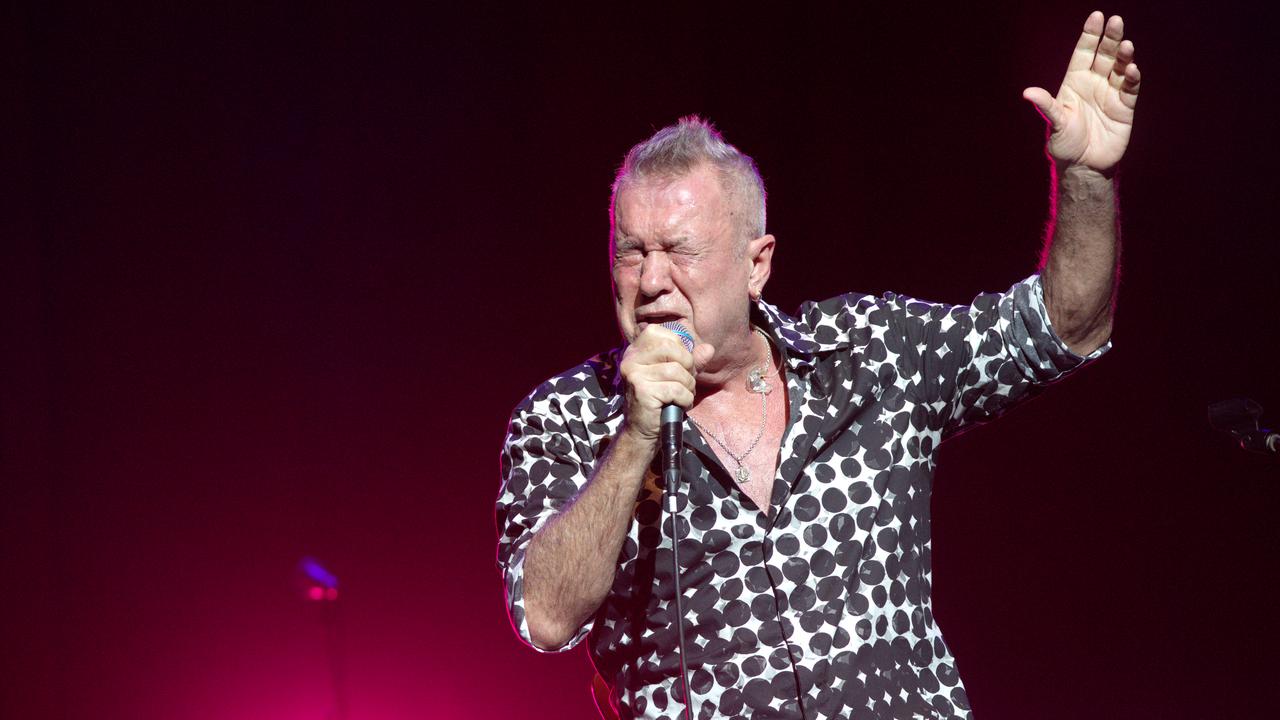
xmin=522 ymin=425 xmax=655 ymax=649
xmin=1040 ymin=163 xmax=1119 ymax=356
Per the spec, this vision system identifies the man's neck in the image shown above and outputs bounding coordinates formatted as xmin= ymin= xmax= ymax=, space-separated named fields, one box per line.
xmin=693 ymin=328 xmax=771 ymax=409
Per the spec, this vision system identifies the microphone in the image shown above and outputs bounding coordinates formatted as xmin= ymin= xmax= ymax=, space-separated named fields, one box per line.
xmin=1209 ymin=398 xmax=1280 ymax=455
xmin=660 ymin=322 xmax=695 ymax=481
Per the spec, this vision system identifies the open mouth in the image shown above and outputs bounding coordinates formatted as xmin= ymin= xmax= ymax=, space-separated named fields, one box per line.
xmin=635 ymin=314 xmax=684 ymax=333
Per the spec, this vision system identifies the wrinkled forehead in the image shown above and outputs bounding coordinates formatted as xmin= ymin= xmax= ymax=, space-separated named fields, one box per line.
xmin=614 ymin=162 xmax=726 ymax=204
xmin=611 ymin=167 xmax=728 ymax=241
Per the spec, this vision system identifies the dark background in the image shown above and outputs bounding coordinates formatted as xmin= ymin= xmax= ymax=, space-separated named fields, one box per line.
xmin=6 ymin=1 xmax=1279 ymax=718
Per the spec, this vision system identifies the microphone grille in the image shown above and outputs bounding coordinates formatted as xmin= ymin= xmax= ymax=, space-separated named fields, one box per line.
xmin=661 ymin=321 xmax=695 ymax=353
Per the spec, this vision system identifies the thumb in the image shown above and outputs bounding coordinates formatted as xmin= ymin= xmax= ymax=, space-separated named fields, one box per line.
xmin=1021 ymin=87 xmax=1061 ymax=128
xmin=692 ymin=343 xmax=716 ymax=373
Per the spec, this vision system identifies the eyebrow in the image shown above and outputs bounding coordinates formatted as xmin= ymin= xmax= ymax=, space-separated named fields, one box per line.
xmin=614 ymin=235 xmax=692 ymax=250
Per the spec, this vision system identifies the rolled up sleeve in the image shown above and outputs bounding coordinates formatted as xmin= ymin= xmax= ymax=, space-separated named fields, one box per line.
xmin=943 ymin=273 xmax=1110 ymax=436
xmin=495 ymin=397 xmax=594 ymax=653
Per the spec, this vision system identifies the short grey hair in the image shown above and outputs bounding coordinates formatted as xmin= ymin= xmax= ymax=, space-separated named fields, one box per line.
xmin=610 ymin=116 xmax=767 ymax=247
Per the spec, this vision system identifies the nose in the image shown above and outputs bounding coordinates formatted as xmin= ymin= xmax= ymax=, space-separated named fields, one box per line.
xmin=638 ymin=250 xmax=673 ymax=298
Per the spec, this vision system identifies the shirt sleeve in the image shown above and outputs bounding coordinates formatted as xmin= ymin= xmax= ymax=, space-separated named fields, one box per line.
xmin=938 ymin=273 xmax=1109 ymax=437
xmin=495 ymin=393 xmax=595 ymax=653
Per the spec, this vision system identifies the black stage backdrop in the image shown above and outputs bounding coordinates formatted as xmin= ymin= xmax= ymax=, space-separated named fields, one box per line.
xmin=6 ymin=2 xmax=1279 ymax=718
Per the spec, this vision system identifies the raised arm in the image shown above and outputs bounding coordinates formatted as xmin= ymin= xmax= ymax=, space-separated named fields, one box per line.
xmin=1022 ymin=11 xmax=1142 ymax=356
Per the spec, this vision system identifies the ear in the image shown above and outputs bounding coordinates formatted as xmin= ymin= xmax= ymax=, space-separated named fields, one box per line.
xmin=746 ymin=234 xmax=775 ymax=301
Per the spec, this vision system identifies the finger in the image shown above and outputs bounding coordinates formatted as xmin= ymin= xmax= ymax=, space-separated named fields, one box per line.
xmin=1119 ymin=63 xmax=1141 ymax=110
xmin=635 ymin=326 xmax=695 ymax=369
xmin=1109 ymin=39 xmax=1135 ymax=89
xmin=1022 ymin=87 xmax=1063 ymax=128
xmin=1066 ymin=10 xmax=1106 ymax=73
xmin=623 ymin=356 xmax=696 ymax=397
xmin=639 ymin=361 xmax=697 ymax=392
xmin=624 ymin=355 xmax=695 ymax=387
xmin=640 ymin=379 xmax=701 ymax=412
xmin=669 ymin=384 xmax=696 ymax=410
xmin=631 ymin=382 xmax=695 ymax=412
xmin=1091 ymin=15 xmax=1125 ymax=77
xmin=692 ymin=343 xmax=716 ymax=373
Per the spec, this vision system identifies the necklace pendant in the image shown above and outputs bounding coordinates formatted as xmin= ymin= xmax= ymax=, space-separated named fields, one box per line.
xmin=735 ymin=465 xmax=750 ymax=483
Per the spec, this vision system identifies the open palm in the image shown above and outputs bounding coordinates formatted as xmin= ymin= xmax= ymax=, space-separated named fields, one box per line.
xmin=1024 ymin=12 xmax=1142 ymax=174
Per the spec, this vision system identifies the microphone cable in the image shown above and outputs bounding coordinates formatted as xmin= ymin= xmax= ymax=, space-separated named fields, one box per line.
xmin=660 ymin=322 xmax=696 ymax=720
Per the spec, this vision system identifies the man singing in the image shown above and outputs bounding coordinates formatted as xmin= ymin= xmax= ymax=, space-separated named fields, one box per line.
xmin=496 ymin=11 xmax=1140 ymax=719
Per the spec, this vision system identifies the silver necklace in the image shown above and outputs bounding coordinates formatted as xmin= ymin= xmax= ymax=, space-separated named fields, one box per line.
xmin=688 ymin=327 xmax=777 ymax=484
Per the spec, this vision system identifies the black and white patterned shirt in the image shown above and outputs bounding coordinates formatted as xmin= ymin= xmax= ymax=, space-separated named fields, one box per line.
xmin=496 ymin=275 xmax=1106 ymax=720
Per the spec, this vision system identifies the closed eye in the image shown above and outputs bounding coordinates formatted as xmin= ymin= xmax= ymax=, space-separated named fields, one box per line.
xmin=614 ymin=252 xmax=642 ymax=267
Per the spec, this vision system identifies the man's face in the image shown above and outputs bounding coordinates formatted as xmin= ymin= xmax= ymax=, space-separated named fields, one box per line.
xmin=611 ymin=164 xmax=753 ymax=356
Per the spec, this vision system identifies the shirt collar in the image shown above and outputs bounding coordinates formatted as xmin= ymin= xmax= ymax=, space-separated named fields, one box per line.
xmin=751 ymin=295 xmax=861 ymax=377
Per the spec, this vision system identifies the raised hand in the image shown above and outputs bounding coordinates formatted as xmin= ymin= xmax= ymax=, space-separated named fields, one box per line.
xmin=1023 ymin=11 xmax=1141 ymax=175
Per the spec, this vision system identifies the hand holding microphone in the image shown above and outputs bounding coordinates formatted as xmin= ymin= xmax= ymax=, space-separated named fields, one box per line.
xmin=618 ymin=322 xmax=712 ymax=443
